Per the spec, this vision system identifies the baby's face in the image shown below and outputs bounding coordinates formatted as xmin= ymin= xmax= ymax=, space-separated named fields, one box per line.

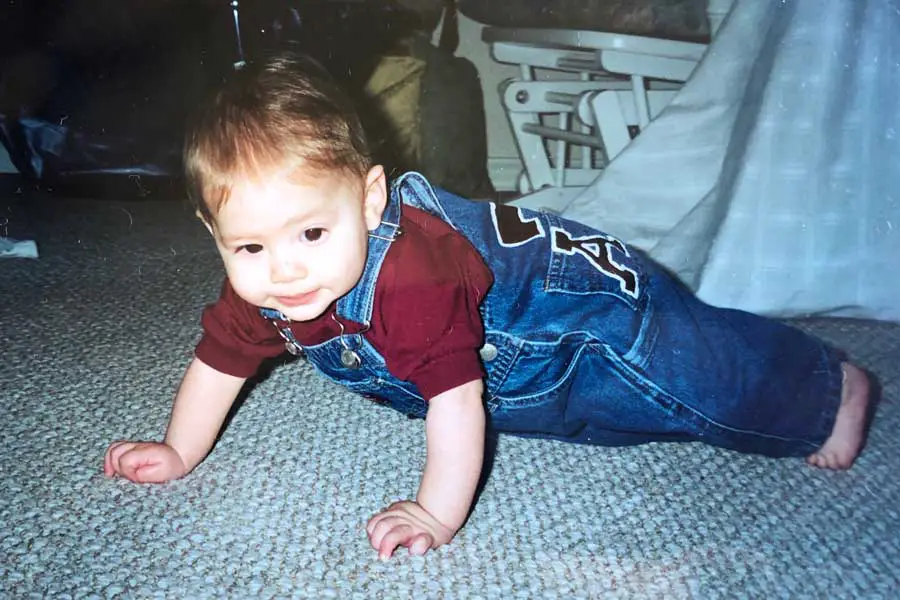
xmin=203 ymin=166 xmax=386 ymax=321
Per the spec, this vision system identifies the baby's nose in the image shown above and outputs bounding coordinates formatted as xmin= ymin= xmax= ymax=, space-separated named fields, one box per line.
xmin=270 ymin=253 xmax=306 ymax=283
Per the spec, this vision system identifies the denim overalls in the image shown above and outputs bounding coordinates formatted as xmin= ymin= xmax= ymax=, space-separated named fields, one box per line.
xmin=262 ymin=172 xmax=843 ymax=457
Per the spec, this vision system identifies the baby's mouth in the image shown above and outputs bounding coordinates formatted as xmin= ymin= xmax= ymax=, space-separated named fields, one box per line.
xmin=276 ymin=290 xmax=319 ymax=307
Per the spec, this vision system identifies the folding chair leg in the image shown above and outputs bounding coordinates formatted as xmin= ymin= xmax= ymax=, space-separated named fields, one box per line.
xmin=506 ymin=112 xmax=556 ymax=192
xmin=590 ymin=90 xmax=633 ymax=161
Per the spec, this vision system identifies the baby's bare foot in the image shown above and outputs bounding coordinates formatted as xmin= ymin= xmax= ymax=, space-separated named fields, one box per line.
xmin=806 ymin=362 xmax=870 ymax=470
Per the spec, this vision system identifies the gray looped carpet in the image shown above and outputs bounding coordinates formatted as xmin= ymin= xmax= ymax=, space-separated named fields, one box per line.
xmin=2 ymin=195 xmax=898 ymax=599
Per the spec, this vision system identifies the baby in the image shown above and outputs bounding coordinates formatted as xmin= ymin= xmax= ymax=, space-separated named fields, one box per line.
xmin=104 ymin=51 xmax=871 ymax=560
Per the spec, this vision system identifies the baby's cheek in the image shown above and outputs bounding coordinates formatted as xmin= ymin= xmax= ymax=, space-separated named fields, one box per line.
xmin=227 ymin=265 xmax=268 ymax=306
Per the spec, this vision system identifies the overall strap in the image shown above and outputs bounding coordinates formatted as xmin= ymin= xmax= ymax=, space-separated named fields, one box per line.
xmin=332 ymin=177 xmax=404 ymax=325
xmin=390 ymin=171 xmax=459 ymax=230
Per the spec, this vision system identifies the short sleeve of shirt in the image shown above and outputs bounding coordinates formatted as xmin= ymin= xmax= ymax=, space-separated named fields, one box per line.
xmin=195 ymin=281 xmax=287 ymax=378
xmin=368 ymin=206 xmax=494 ymax=400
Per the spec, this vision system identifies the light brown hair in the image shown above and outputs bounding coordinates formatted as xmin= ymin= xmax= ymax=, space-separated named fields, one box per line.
xmin=184 ymin=51 xmax=372 ymax=223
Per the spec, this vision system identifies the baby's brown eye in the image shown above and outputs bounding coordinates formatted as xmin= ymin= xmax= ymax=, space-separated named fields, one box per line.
xmin=303 ymin=228 xmax=325 ymax=243
xmin=240 ymin=244 xmax=263 ymax=254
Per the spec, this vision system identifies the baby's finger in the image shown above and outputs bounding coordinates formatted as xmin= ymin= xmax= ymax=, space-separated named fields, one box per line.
xmin=129 ymin=461 xmax=167 ymax=484
xmin=365 ymin=512 xmax=385 ymax=537
xmin=406 ymin=532 xmax=433 ymax=557
xmin=103 ymin=446 xmax=115 ymax=477
xmin=104 ymin=441 xmax=135 ymax=477
xmin=118 ymin=448 xmax=157 ymax=482
xmin=366 ymin=502 xmax=408 ymax=533
xmin=367 ymin=514 xmax=401 ymax=552
xmin=377 ymin=524 xmax=414 ymax=561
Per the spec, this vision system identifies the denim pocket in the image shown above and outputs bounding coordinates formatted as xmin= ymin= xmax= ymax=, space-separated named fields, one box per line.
xmin=484 ymin=331 xmax=594 ymax=411
xmin=542 ymin=214 xmax=645 ymax=310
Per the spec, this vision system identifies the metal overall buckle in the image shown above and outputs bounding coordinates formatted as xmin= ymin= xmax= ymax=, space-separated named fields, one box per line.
xmin=331 ymin=313 xmax=370 ymax=370
xmin=260 ymin=308 xmax=304 ymax=356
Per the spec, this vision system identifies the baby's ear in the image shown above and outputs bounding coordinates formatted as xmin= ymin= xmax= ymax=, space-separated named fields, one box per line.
xmin=195 ymin=210 xmax=215 ymax=236
xmin=362 ymin=165 xmax=388 ymax=231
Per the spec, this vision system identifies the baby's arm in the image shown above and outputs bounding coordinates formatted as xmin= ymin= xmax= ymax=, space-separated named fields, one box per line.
xmin=366 ymin=378 xmax=485 ymax=559
xmin=104 ymin=357 xmax=246 ymax=483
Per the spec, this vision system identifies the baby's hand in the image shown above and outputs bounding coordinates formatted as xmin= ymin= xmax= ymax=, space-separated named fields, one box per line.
xmin=103 ymin=441 xmax=187 ymax=484
xmin=366 ymin=500 xmax=455 ymax=560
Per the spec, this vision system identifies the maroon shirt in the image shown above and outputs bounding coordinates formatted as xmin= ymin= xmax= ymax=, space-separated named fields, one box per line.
xmin=195 ymin=205 xmax=494 ymax=400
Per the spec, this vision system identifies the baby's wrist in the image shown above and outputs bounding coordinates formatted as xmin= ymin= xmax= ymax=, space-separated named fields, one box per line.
xmin=163 ymin=440 xmax=194 ymax=475
xmin=414 ymin=500 xmax=459 ymax=545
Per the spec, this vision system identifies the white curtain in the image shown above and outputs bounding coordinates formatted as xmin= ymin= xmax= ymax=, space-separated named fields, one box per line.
xmin=560 ymin=0 xmax=900 ymax=322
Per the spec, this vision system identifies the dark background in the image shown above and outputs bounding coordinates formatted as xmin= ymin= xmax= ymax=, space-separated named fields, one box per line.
xmin=0 ymin=0 xmax=434 ymax=197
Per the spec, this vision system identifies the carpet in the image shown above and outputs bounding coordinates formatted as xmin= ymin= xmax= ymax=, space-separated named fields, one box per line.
xmin=1 ymin=194 xmax=898 ymax=599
